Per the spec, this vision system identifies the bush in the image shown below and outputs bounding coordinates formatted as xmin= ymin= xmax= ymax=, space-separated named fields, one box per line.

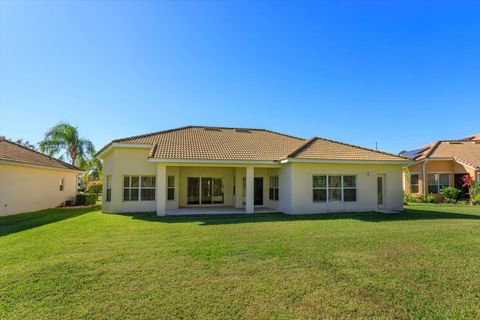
xmin=76 ymin=193 xmax=98 ymax=205
xmin=423 ymin=193 xmax=436 ymax=203
xmin=404 ymin=193 xmax=421 ymax=203
xmin=86 ymin=180 xmax=102 ymax=194
xmin=440 ymin=187 xmax=461 ymax=203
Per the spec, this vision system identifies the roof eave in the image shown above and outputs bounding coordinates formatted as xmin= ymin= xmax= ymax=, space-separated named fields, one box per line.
xmin=280 ymin=158 xmax=412 ymax=165
xmin=95 ymin=143 xmax=154 ymax=159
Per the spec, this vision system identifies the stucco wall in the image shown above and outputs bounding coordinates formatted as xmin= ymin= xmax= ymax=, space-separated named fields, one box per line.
xmin=281 ymin=162 xmax=404 ymax=214
xmin=0 ymin=163 xmax=77 ymax=216
xmin=102 ymin=148 xmax=157 ymax=213
xmin=102 ymin=148 xmax=283 ymax=213
xmin=406 ymin=160 xmax=475 ymax=194
xmin=101 ymin=148 xmax=404 ymax=214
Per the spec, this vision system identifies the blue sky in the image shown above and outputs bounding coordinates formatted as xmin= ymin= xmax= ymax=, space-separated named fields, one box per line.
xmin=1 ymin=1 xmax=479 ymax=154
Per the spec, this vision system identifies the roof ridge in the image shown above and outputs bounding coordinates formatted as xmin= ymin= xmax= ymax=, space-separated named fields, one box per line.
xmin=301 ymin=136 xmax=410 ymax=160
xmin=284 ymin=137 xmax=318 ymax=158
xmin=0 ymin=138 xmax=82 ymax=171
xmin=453 ymin=156 xmax=479 ymax=169
xmin=96 ymin=125 xmax=307 ymax=158
xmin=419 ymin=141 xmax=441 ymax=160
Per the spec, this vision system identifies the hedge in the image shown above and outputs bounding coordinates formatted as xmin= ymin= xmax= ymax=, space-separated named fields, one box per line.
xmin=76 ymin=193 xmax=98 ymax=206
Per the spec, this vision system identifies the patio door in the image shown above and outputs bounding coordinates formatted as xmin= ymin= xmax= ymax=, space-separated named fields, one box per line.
xmin=188 ymin=177 xmax=224 ymax=205
xmin=254 ymin=177 xmax=263 ymax=205
xmin=377 ymin=175 xmax=385 ymax=209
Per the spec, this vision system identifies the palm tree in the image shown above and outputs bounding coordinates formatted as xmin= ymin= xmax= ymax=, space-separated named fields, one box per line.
xmin=77 ymin=156 xmax=103 ymax=186
xmin=39 ymin=122 xmax=95 ymax=166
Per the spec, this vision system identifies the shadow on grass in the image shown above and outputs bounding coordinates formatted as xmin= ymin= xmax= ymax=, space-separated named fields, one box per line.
xmin=115 ymin=206 xmax=480 ymax=226
xmin=0 ymin=206 xmax=99 ymax=237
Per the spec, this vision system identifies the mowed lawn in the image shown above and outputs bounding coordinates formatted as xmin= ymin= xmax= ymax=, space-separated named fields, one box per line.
xmin=1 ymin=204 xmax=480 ymax=319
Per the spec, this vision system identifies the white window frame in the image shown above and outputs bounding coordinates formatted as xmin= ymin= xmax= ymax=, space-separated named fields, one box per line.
xmin=427 ymin=173 xmax=450 ymax=194
xmin=123 ymin=175 xmax=156 ymax=202
xmin=410 ymin=174 xmax=419 ymax=193
xmin=106 ymin=175 xmax=112 ymax=202
xmin=342 ymin=175 xmax=357 ymax=202
xmin=59 ymin=178 xmax=64 ymax=191
xmin=269 ymin=176 xmax=279 ymax=201
xmin=167 ymin=176 xmax=175 ymax=201
xmin=312 ymin=174 xmax=357 ymax=203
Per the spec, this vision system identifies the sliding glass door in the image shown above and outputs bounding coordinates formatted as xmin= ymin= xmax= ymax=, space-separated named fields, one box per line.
xmin=188 ymin=177 xmax=224 ymax=205
xmin=187 ymin=177 xmax=200 ymax=205
xmin=201 ymin=178 xmax=212 ymax=204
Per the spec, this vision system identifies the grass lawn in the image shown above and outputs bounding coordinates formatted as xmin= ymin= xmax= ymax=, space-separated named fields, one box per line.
xmin=1 ymin=204 xmax=480 ymax=319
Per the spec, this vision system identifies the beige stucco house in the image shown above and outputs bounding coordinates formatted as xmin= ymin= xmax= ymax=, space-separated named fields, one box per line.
xmin=403 ymin=133 xmax=480 ymax=197
xmin=97 ymin=126 xmax=409 ymax=215
xmin=0 ymin=138 xmax=82 ymax=216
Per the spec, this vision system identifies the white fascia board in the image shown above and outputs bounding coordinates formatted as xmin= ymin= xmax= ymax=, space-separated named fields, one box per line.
xmin=0 ymin=160 xmax=84 ymax=173
xmin=453 ymin=159 xmax=478 ymax=170
xmin=148 ymin=158 xmax=279 ymax=165
xmin=280 ymin=158 xmax=412 ymax=165
xmin=96 ymin=143 xmax=153 ymax=158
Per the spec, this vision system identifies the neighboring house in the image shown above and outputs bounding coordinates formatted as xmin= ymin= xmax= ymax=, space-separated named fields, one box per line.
xmin=403 ymin=133 xmax=480 ymax=197
xmin=96 ymin=126 xmax=409 ymax=215
xmin=0 ymin=138 xmax=82 ymax=216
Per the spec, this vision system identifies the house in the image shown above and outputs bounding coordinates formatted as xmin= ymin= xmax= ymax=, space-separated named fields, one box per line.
xmin=96 ymin=126 xmax=409 ymax=215
xmin=403 ymin=133 xmax=480 ymax=197
xmin=0 ymin=138 xmax=82 ymax=216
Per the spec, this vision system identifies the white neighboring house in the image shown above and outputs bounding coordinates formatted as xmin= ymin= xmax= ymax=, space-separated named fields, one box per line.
xmin=0 ymin=138 xmax=83 ymax=216
xmin=97 ymin=126 xmax=410 ymax=215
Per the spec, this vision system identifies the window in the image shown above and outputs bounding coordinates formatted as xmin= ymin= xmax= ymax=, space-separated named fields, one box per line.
xmin=123 ymin=176 xmax=155 ymax=201
xmin=141 ymin=176 xmax=156 ymax=201
xmin=269 ymin=176 xmax=279 ymax=201
xmin=343 ymin=176 xmax=357 ymax=202
xmin=410 ymin=174 xmax=419 ymax=193
xmin=167 ymin=176 xmax=175 ymax=200
xmin=328 ymin=175 xmax=342 ymax=201
xmin=106 ymin=175 xmax=112 ymax=202
xmin=312 ymin=176 xmax=327 ymax=202
xmin=313 ymin=175 xmax=357 ymax=202
xmin=427 ymin=173 xmax=449 ymax=194
xmin=59 ymin=178 xmax=64 ymax=191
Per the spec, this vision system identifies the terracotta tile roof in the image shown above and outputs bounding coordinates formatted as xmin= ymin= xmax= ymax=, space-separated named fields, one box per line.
xmin=424 ymin=140 xmax=480 ymax=169
xmin=107 ymin=126 xmax=306 ymax=161
xmin=406 ymin=133 xmax=480 ymax=169
xmin=98 ymin=126 xmax=408 ymax=163
xmin=0 ymin=138 xmax=82 ymax=171
xmin=462 ymin=133 xmax=480 ymax=141
xmin=286 ymin=137 xmax=408 ymax=161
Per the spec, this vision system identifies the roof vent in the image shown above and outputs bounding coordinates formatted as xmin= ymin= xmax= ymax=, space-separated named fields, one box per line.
xmin=204 ymin=127 xmax=222 ymax=132
xmin=235 ymin=128 xmax=252 ymax=133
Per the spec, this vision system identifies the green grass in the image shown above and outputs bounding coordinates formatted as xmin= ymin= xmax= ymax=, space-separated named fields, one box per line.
xmin=1 ymin=204 xmax=480 ymax=319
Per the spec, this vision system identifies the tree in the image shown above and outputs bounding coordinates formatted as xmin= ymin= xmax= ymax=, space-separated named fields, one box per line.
xmin=1 ymin=136 xmax=37 ymax=150
xmin=39 ymin=122 xmax=95 ymax=166
xmin=77 ymin=156 xmax=103 ymax=187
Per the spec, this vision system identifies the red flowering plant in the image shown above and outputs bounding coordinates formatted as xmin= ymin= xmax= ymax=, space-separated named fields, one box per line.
xmin=463 ymin=175 xmax=480 ymax=204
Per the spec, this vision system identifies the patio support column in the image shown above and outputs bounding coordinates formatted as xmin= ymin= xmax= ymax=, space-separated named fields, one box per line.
xmin=245 ymin=166 xmax=254 ymax=213
xmin=156 ymin=163 xmax=167 ymax=216
xmin=234 ymin=167 xmax=244 ymax=208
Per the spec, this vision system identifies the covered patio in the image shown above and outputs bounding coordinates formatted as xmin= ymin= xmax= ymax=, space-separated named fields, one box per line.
xmin=166 ymin=206 xmax=278 ymax=216
xmin=155 ymin=163 xmax=282 ymax=216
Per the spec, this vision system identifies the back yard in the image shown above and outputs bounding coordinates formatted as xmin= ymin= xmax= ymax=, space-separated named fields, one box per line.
xmin=1 ymin=204 xmax=480 ymax=319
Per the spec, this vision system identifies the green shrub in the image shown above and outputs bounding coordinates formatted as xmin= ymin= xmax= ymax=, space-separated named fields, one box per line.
xmin=423 ymin=193 xmax=435 ymax=203
xmin=76 ymin=193 xmax=98 ymax=206
xmin=408 ymin=194 xmax=424 ymax=203
xmin=440 ymin=187 xmax=461 ymax=203
xmin=86 ymin=180 xmax=102 ymax=194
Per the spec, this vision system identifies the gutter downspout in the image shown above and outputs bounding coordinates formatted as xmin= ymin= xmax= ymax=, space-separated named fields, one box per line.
xmin=423 ymin=160 xmax=428 ymax=194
